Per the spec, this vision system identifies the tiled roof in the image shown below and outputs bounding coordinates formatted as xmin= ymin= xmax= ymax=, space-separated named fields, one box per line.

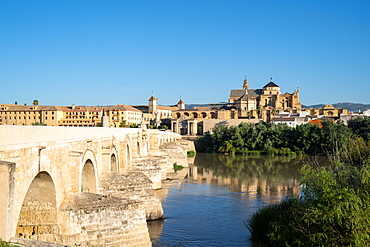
xmin=158 ymin=106 xmax=178 ymax=111
xmin=263 ymin=81 xmax=279 ymax=88
xmin=105 ymin=104 xmax=142 ymax=112
xmin=194 ymin=106 xmax=212 ymax=110
xmin=57 ymin=106 xmax=88 ymax=112
xmin=148 ymin=95 xmax=157 ymax=101
xmin=230 ymin=89 xmax=245 ymax=98
xmin=230 ymin=89 xmax=262 ymax=98
xmin=247 ymin=89 xmax=263 ymax=97
xmin=0 ymin=104 xmax=58 ymax=111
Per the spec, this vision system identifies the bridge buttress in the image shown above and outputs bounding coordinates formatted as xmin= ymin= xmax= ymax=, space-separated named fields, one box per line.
xmin=0 ymin=161 xmax=16 ymax=241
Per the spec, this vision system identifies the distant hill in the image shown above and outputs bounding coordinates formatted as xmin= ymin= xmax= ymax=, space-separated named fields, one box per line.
xmin=303 ymin=102 xmax=370 ymax=112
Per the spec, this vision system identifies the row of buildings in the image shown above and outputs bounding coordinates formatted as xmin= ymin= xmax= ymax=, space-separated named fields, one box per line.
xmin=1 ymin=78 xmax=363 ymax=134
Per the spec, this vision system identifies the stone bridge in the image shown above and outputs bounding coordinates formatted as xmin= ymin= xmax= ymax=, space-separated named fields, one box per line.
xmin=0 ymin=126 xmax=189 ymax=246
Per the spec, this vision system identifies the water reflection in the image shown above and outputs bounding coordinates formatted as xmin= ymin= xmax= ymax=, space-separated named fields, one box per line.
xmin=148 ymin=154 xmax=324 ymax=247
xmin=191 ymin=154 xmax=303 ymax=197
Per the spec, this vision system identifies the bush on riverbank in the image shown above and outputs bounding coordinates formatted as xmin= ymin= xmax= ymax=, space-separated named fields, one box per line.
xmin=247 ymin=139 xmax=370 ymax=246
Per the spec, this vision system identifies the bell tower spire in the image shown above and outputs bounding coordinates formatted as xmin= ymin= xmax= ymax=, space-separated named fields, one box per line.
xmin=243 ymin=76 xmax=249 ymax=90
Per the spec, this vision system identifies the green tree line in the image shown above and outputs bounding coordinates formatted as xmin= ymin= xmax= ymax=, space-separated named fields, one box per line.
xmin=196 ymin=117 xmax=370 ymax=156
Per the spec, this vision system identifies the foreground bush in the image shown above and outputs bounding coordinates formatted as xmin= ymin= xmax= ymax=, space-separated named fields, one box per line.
xmin=247 ymin=157 xmax=370 ymax=246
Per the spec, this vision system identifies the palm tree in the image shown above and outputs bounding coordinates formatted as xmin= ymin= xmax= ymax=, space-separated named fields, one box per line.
xmin=33 ymin=100 xmax=39 ymax=106
xmin=257 ymin=106 xmax=262 ymax=119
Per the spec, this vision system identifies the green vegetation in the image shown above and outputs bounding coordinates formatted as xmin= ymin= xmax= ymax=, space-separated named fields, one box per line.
xmin=196 ymin=118 xmax=370 ymax=156
xmin=246 ymin=117 xmax=370 ymax=246
xmin=187 ymin=150 xmax=196 ymax=157
xmin=159 ymin=125 xmax=169 ymax=130
xmin=31 ymin=122 xmax=46 ymax=126
xmin=0 ymin=239 xmax=23 ymax=247
xmin=173 ymin=163 xmax=184 ymax=172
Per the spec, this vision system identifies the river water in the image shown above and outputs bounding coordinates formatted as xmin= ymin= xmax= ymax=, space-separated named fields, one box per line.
xmin=148 ymin=153 xmax=326 ymax=247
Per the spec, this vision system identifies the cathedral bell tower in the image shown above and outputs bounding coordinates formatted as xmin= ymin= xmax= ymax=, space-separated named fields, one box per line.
xmin=243 ymin=77 xmax=249 ymax=90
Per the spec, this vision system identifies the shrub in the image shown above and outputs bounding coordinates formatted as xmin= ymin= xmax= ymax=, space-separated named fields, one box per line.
xmin=173 ymin=163 xmax=184 ymax=172
xmin=0 ymin=239 xmax=23 ymax=247
xmin=248 ymin=161 xmax=370 ymax=246
xmin=187 ymin=151 xmax=196 ymax=157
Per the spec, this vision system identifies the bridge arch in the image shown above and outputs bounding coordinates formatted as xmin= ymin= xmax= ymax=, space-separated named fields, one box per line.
xmin=137 ymin=140 xmax=141 ymax=157
xmin=110 ymin=145 xmax=119 ymax=172
xmin=110 ymin=154 xmax=118 ymax=172
xmin=81 ymin=150 xmax=98 ymax=193
xmin=120 ymin=137 xmax=132 ymax=171
xmin=16 ymin=171 xmax=59 ymax=240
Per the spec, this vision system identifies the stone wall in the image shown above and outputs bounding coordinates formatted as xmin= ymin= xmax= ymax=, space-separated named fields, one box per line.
xmin=59 ymin=192 xmax=151 ymax=247
xmin=98 ymin=171 xmax=164 ymax=221
xmin=0 ymin=161 xmax=16 ymax=240
xmin=202 ymin=119 xmax=260 ymax=134
xmin=10 ymin=238 xmax=70 ymax=247
xmin=158 ymin=139 xmax=195 ymax=178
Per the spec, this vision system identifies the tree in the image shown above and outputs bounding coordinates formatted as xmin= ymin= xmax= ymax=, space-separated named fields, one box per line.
xmin=33 ymin=100 xmax=39 ymax=106
xmin=256 ymin=106 xmax=262 ymax=119
xmin=348 ymin=117 xmax=370 ymax=141
xmin=119 ymin=120 xmax=128 ymax=128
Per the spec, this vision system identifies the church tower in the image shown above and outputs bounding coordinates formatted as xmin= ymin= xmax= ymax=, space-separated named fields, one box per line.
xmin=243 ymin=77 xmax=249 ymax=90
xmin=177 ymin=97 xmax=185 ymax=110
xmin=148 ymin=93 xmax=158 ymax=114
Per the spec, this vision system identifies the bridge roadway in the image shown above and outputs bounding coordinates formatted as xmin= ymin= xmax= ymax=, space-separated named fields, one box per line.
xmin=0 ymin=125 xmax=181 ymax=246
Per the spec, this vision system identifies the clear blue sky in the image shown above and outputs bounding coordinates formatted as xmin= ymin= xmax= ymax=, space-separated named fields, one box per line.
xmin=1 ymin=0 xmax=369 ymax=106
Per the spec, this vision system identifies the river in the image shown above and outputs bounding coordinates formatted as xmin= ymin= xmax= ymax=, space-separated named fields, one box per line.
xmin=147 ymin=153 xmax=327 ymax=247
